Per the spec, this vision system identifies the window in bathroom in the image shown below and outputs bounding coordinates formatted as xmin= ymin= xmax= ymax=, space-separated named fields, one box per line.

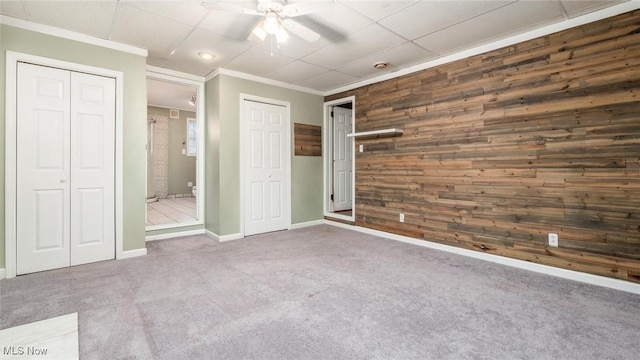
xmin=187 ymin=117 xmax=197 ymax=157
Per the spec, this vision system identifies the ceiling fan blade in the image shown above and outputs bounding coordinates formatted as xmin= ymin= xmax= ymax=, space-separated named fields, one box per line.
xmin=282 ymin=1 xmax=333 ymax=17
xmin=281 ymin=19 xmax=321 ymax=42
xmin=201 ymin=1 xmax=260 ymax=15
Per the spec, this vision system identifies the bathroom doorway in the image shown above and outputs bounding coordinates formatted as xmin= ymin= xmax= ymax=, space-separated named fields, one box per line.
xmin=146 ymin=75 xmax=204 ymax=229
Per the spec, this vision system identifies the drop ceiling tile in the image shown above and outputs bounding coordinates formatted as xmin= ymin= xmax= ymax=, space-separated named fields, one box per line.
xmin=122 ymin=0 xmax=209 ymax=26
xmin=265 ymin=61 xmax=329 ymax=84
xmin=338 ymin=0 xmax=419 ymax=21
xmin=20 ymin=0 xmax=117 ymax=39
xmin=561 ymin=0 xmax=628 ymax=17
xmin=198 ymin=10 xmax=260 ymax=41
xmin=110 ymin=4 xmax=193 ymax=54
xmin=414 ymin=0 xmax=565 ymax=56
xmin=301 ymin=1 xmax=374 ymax=38
xmin=149 ymin=29 xmax=251 ymax=77
xmin=302 ymin=23 xmax=406 ymax=69
xmin=223 ymin=46 xmax=295 ymax=76
xmin=336 ymin=42 xmax=437 ymax=78
xmin=379 ymin=0 xmax=514 ymax=40
xmin=0 ymin=1 xmax=27 ymax=19
xmin=298 ymin=70 xmax=360 ymax=92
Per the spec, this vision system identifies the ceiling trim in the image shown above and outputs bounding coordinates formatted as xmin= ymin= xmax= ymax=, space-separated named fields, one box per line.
xmin=325 ymin=1 xmax=640 ymax=96
xmin=206 ymin=67 xmax=324 ymax=96
xmin=147 ymin=103 xmax=197 ymax=113
xmin=147 ymin=65 xmax=205 ymax=84
xmin=0 ymin=15 xmax=147 ymax=57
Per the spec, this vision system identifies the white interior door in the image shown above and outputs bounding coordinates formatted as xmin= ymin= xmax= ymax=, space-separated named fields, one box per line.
xmin=17 ymin=63 xmax=71 ymax=275
xmin=244 ymin=100 xmax=289 ymax=236
xmin=333 ymin=106 xmax=352 ymax=212
xmin=16 ymin=63 xmax=115 ymax=275
xmin=70 ymin=72 xmax=116 ymax=266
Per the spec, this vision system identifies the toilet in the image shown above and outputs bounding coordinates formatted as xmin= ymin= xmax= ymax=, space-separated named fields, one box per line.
xmin=192 ymin=186 xmax=197 ymax=197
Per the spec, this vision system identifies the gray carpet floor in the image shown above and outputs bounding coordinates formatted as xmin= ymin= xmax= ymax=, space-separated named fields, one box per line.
xmin=1 ymin=225 xmax=639 ymax=360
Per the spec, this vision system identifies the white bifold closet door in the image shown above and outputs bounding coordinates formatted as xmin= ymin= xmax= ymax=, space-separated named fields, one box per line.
xmin=16 ymin=62 xmax=116 ymax=275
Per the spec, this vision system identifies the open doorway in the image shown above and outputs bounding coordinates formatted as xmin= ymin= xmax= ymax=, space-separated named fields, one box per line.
xmin=324 ymin=96 xmax=355 ymax=222
xmin=145 ymin=74 xmax=204 ymax=230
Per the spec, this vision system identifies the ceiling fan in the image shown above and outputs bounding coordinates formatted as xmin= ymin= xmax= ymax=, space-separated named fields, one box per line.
xmin=201 ymin=0 xmax=329 ymax=53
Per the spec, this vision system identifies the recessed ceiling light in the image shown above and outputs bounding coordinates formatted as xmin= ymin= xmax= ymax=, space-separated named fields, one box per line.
xmin=373 ymin=62 xmax=389 ymax=70
xmin=198 ymin=52 xmax=215 ymax=60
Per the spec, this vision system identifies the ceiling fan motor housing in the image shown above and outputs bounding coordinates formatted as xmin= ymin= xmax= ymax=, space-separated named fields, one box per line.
xmin=257 ymin=0 xmax=286 ymax=15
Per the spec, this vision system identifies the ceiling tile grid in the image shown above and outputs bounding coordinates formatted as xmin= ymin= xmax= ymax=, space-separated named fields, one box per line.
xmin=0 ymin=0 xmax=635 ymax=93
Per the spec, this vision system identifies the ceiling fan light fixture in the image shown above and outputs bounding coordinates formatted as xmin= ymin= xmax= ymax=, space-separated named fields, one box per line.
xmin=276 ymin=27 xmax=289 ymax=43
xmin=252 ymin=24 xmax=267 ymax=41
xmin=264 ymin=12 xmax=279 ymax=35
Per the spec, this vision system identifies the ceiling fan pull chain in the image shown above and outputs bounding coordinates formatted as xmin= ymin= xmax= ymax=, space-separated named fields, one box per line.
xmin=270 ymin=35 xmax=274 ymax=56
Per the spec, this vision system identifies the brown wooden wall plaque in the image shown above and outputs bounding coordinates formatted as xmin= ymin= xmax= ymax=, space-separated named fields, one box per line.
xmin=294 ymin=123 xmax=322 ymax=156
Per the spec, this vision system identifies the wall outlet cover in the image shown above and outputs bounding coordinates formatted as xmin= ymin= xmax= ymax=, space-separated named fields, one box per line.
xmin=548 ymin=233 xmax=559 ymax=247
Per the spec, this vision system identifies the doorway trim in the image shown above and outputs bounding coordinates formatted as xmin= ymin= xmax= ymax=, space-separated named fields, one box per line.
xmin=145 ymin=67 xmax=205 ymax=231
xmin=4 ymin=51 xmax=124 ymax=279
xmin=323 ymin=96 xmax=356 ymax=222
xmin=239 ymin=93 xmax=291 ymax=237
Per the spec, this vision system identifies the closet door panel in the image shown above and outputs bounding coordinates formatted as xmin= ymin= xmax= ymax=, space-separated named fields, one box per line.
xmin=70 ymin=72 xmax=116 ymax=265
xmin=16 ymin=63 xmax=71 ymax=275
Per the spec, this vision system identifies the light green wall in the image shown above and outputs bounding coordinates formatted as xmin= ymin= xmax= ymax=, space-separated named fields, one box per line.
xmin=205 ymin=77 xmax=221 ymax=234
xmin=206 ymin=74 xmax=324 ymax=236
xmin=0 ymin=25 xmax=147 ymax=268
xmin=147 ymin=106 xmax=197 ymax=195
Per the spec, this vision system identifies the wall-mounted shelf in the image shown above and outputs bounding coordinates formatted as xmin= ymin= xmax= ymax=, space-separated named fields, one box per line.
xmin=346 ymin=128 xmax=403 ymax=139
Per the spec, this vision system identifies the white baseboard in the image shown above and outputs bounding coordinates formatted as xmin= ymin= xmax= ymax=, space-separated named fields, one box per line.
xmin=0 ymin=268 xmax=5 ymax=280
xmin=146 ymin=229 xmax=205 ymax=242
xmin=205 ymin=229 xmax=243 ymax=242
xmin=291 ymin=219 xmax=325 ymax=229
xmin=118 ymin=248 xmax=147 ymax=260
xmin=324 ymin=220 xmax=640 ymax=295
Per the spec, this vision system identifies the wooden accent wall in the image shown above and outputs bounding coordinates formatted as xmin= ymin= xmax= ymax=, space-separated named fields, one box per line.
xmin=294 ymin=123 xmax=322 ymax=156
xmin=327 ymin=11 xmax=640 ymax=283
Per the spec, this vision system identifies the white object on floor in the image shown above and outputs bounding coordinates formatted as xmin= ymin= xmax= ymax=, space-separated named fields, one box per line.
xmin=0 ymin=312 xmax=79 ymax=360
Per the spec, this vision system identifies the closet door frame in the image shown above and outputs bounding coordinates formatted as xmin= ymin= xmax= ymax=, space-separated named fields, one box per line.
xmin=5 ymin=51 xmax=125 ymax=279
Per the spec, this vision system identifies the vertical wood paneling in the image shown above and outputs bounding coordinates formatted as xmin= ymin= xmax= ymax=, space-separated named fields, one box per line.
xmin=327 ymin=10 xmax=640 ymax=283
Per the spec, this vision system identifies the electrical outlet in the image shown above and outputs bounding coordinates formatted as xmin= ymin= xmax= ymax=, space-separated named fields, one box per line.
xmin=548 ymin=233 xmax=559 ymax=247
xmin=399 ymin=213 xmax=405 ymax=223
xmin=359 ymin=144 xmax=364 ymax=152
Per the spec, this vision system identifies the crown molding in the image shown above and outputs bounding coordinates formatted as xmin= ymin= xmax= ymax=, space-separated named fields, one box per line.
xmin=206 ymin=67 xmax=324 ymax=96
xmin=147 ymin=65 xmax=205 ymax=84
xmin=0 ymin=15 xmax=147 ymax=57
xmin=325 ymin=1 xmax=640 ymax=96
